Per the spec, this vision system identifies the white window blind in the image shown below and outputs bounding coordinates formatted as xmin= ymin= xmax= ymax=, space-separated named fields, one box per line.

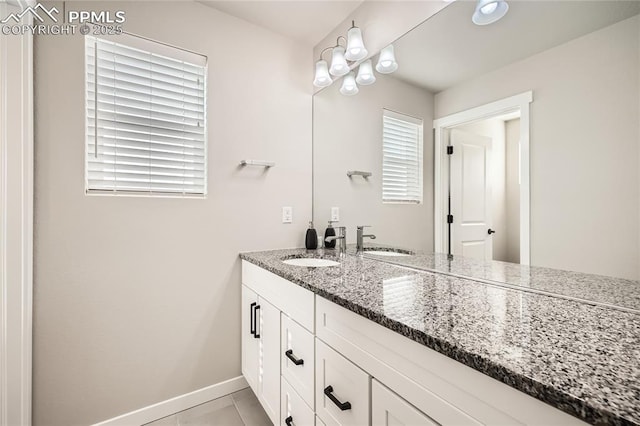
xmin=382 ymin=109 xmax=423 ymax=204
xmin=85 ymin=34 xmax=207 ymax=195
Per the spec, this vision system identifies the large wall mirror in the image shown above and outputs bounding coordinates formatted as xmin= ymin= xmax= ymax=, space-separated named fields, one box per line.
xmin=313 ymin=0 xmax=640 ymax=290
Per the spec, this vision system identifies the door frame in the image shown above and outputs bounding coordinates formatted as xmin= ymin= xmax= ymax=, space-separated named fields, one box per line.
xmin=0 ymin=1 xmax=34 ymax=425
xmin=433 ymin=91 xmax=532 ymax=265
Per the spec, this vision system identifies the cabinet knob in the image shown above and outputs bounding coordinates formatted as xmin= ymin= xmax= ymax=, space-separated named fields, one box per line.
xmin=285 ymin=416 xmax=293 ymax=426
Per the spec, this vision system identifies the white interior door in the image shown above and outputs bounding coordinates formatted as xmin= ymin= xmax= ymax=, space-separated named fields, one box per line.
xmin=450 ymin=129 xmax=493 ymax=260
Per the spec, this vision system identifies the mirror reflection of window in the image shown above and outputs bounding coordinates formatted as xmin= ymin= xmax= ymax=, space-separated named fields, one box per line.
xmin=382 ymin=109 xmax=424 ymax=204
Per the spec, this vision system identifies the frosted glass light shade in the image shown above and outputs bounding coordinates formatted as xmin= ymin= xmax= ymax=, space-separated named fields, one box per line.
xmin=329 ymin=46 xmax=349 ymax=76
xmin=313 ymin=60 xmax=333 ymax=87
xmin=356 ymin=60 xmax=376 ymax=85
xmin=375 ymin=45 xmax=398 ymax=74
xmin=345 ymin=26 xmax=367 ymax=61
xmin=472 ymin=0 xmax=509 ymax=25
xmin=340 ymin=72 xmax=359 ymax=96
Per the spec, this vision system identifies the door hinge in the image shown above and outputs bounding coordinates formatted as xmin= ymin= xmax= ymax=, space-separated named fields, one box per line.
xmin=447 ymin=146 xmax=454 ymax=155
xmin=447 ymin=214 xmax=454 ymax=224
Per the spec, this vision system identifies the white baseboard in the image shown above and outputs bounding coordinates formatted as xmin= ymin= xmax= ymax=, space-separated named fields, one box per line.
xmin=93 ymin=376 xmax=248 ymax=426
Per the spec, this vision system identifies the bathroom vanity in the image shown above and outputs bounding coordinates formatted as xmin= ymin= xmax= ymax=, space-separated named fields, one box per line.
xmin=239 ymin=249 xmax=640 ymax=426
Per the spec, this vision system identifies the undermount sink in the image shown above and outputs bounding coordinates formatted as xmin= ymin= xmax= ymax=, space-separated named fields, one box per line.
xmin=365 ymin=250 xmax=411 ymax=257
xmin=282 ymin=258 xmax=340 ymax=267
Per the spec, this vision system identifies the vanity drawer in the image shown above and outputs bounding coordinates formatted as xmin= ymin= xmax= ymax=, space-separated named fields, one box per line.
xmin=372 ymin=379 xmax=439 ymax=426
xmin=316 ymin=339 xmax=370 ymax=426
xmin=242 ymin=261 xmax=315 ymax=332
xmin=282 ymin=313 xmax=315 ymax=408
xmin=282 ymin=377 xmax=315 ymax=426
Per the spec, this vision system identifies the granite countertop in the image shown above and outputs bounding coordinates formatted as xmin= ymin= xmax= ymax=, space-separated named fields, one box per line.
xmin=361 ymin=249 xmax=640 ymax=312
xmin=240 ymin=248 xmax=640 ymax=426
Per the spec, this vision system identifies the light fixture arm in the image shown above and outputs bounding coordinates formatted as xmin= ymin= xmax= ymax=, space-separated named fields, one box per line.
xmin=335 ymin=35 xmax=347 ymax=48
xmin=318 ymin=46 xmax=333 ymax=61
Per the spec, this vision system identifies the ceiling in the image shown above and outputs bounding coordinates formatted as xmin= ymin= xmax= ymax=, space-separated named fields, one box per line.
xmin=198 ymin=0 xmax=364 ymax=46
xmin=393 ymin=0 xmax=640 ymax=93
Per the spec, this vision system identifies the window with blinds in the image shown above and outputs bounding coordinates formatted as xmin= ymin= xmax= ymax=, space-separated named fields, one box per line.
xmin=85 ymin=34 xmax=207 ymax=196
xmin=382 ymin=109 xmax=424 ymax=204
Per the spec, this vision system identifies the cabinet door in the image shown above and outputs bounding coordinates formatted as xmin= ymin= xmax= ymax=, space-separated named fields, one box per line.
xmin=281 ymin=377 xmax=315 ymax=426
xmin=372 ymin=380 xmax=439 ymax=426
xmin=258 ymin=296 xmax=281 ymax=426
xmin=282 ymin=314 xmax=315 ymax=408
xmin=316 ymin=339 xmax=370 ymax=426
xmin=241 ymin=285 xmax=259 ymax=394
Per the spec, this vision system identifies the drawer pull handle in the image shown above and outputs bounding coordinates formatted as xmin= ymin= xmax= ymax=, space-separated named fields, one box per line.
xmin=285 ymin=349 xmax=304 ymax=365
xmin=324 ymin=385 xmax=351 ymax=411
xmin=285 ymin=416 xmax=293 ymax=426
xmin=253 ymin=304 xmax=261 ymax=339
xmin=249 ymin=302 xmax=256 ymax=337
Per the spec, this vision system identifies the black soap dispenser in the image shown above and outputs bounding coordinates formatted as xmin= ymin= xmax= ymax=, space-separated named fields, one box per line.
xmin=305 ymin=221 xmax=318 ymax=250
xmin=324 ymin=221 xmax=336 ymax=249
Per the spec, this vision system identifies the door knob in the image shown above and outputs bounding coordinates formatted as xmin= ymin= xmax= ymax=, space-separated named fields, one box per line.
xmin=487 ymin=229 xmax=496 ymax=235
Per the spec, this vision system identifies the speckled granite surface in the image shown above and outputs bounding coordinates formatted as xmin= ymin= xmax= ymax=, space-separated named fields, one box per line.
xmin=362 ymin=250 xmax=640 ymax=312
xmin=240 ymin=248 xmax=640 ymax=426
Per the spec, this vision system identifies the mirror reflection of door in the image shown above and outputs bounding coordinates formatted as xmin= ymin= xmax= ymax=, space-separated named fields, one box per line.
xmin=448 ymin=112 xmax=521 ymax=263
xmin=449 ymin=129 xmax=493 ymax=260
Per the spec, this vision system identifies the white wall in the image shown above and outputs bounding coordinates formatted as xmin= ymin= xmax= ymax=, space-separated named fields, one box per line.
xmin=33 ymin=1 xmax=312 ymax=424
xmin=313 ymin=74 xmax=434 ymax=251
xmin=435 ymin=16 xmax=640 ymax=279
xmin=505 ymin=119 xmax=521 ymax=264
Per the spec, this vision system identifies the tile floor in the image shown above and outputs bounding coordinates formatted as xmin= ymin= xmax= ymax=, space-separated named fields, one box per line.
xmin=145 ymin=388 xmax=272 ymax=426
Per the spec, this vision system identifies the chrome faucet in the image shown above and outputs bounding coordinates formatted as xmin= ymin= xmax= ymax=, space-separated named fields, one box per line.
xmin=325 ymin=226 xmax=347 ymax=256
xmin=356 ymin=225 xmax=376 ymax=255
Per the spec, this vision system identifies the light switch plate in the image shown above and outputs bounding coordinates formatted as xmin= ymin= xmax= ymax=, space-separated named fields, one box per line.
xmin=282 ymin=206 xmax=293 ymax=224
xmin=331 ymin=207 xmax=340 ymax=222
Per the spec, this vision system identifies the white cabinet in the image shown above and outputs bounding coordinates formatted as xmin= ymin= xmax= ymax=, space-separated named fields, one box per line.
xmin=281 ymin=377 xmax=315 ymax=426
xmin=241 ymin=285 xmax=259 ymax=394
xmin=372 ymin=380 xmax=439 ymax=426
xmin=282 ymin=314 xmax=315 ymax=408
xmin=241 ymin=261 xmax=315 ymax=426
xmin=241 ymin=261 xmax=586 ymax=426
xmin=241 ymin=284 xmax=280 ymax=425
xmin=315 ymin=295 xmax=586 ymax=426
xmin=259 ymin=297 xmax=281 ymax=425
xmin=315 ymin=340 xmax=370 ymax=426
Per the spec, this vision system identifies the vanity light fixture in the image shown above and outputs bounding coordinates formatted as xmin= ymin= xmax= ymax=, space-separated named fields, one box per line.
xmin=313 ymin=59 xmax=332 ymax=87
xmin=329 ymin=45 xmax=349 ymax=76
xmin=313 ymin=21 xmax=397 ymax=95
xmin=345 ymin=21 xmax=367 ymax=61
xmin=340 ymin=71 xmax=359 ymax=96
xmin=356 ymin=59 xmax=376 ymax=85
xmin=472 ymin=0 xmax=509 ymax=25
xmin=375 ymin=45 xmax=398 ymax=74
